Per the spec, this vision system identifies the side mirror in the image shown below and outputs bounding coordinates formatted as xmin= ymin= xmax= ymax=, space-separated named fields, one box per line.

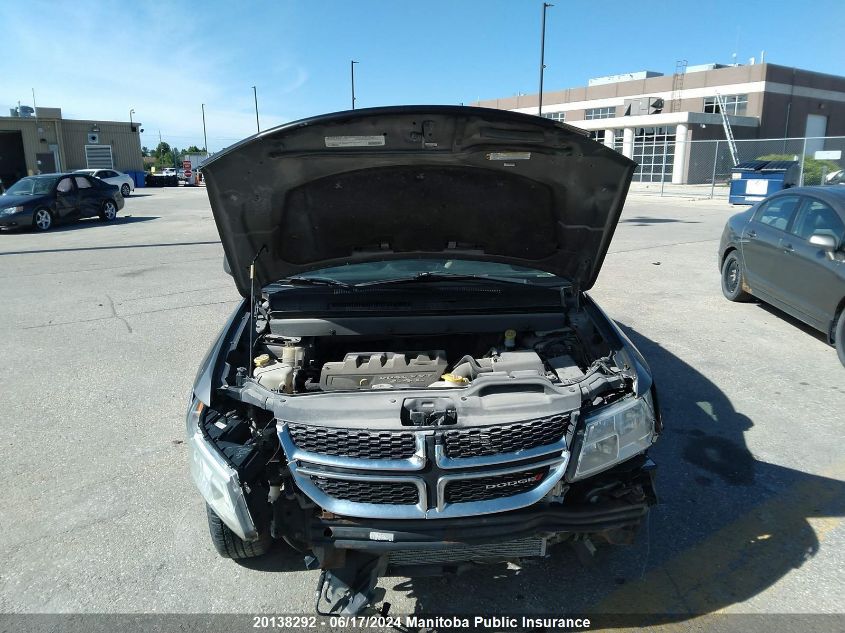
xmin=809 ymin=233 xmax=837 ymax=251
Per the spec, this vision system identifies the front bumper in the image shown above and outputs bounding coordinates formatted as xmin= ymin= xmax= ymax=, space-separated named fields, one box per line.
xmin=0 ymin=210 xmax=34 ymax=229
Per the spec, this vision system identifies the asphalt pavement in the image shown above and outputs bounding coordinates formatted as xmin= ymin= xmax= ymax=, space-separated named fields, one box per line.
xmin=0 ymin=187 xmax=842 ymax=623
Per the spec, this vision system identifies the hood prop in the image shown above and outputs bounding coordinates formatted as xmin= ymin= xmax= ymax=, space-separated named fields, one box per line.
xmin=248 ymin=244 xmax=268 ymax=375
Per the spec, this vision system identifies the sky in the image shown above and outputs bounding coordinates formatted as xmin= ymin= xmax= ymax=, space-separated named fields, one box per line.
xmin=3 ymin=0 xmax=843 ymax=153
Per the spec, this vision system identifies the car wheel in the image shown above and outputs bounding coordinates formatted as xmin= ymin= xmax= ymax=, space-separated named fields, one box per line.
xmin=32 ymin=208 xmax=53 ymax=231
xmin=835 ymin=310 xmax=845 ymax=367
xmin=99 ymin=200 xmax=118 ymax=221
xmin=205 ymin=504 xmax=272 ymax=559
xmin=721 ymin=251 xmax=752 ymax=302
xmin=121 ymin=183 xmax=131 ymax=197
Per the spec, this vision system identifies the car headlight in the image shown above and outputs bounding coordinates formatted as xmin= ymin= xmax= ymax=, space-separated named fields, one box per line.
xmin=570 ymin=393 xmax=656 ymax=481
xmin=1 ymin=206 xmax=22 ymax=215
xmin=185 ymin=396 xmax=258 ymax=541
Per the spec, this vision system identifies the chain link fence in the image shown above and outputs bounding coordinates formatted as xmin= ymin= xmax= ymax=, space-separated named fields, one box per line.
xmin=628 ymin=135 xmax=845 ymax=199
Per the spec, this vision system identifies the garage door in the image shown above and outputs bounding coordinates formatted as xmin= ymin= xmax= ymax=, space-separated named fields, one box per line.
xmin=85 ymin=145 xmax=114 ymax=169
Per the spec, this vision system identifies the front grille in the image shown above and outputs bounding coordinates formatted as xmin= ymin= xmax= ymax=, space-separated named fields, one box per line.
xmin=288 ymin=423 xmax=416 ymax=459
xmin=442 ymin=414 xmax=569 ymax=458
xmin=310 ymin=476 xmax=419 ymax=505
xmin=388 ymin=538 xmax=546 ymax=566
xmin=444 ymin=468 xmax=548 ymax=503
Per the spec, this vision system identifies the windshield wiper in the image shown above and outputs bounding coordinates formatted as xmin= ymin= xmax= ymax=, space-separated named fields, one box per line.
xmin=355 ymin=272 xmax=559 ymax=288
xmin=283 ymin=276 xmax=353 ymax=289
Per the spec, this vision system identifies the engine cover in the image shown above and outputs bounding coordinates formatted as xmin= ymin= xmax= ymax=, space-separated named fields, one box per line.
xmin=320 ymin=351 xmax=448 ymax=391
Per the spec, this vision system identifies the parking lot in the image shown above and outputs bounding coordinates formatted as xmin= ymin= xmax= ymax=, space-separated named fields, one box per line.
xmin=0 ymin=187 xmax=842 ymax=622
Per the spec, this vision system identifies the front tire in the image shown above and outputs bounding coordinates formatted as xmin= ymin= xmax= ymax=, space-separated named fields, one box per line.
xmin=99 ymin=200 xmax=118 ymax=221
xmin=121 ymin=183 xmax=131 ymax=197
xmin=32 ymin=208 xmax=53 ymax=231
xmin=206 ymin=505 xmax=272 ymax=559
xmin=835 ymin=310 xmax=845 ymax=367
xmin=721 ymin=251 xmax=752 ymax=302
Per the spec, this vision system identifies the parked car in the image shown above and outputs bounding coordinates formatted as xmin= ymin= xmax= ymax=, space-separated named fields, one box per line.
xmin=161 ymin=167 xmax=177 ymax=177
xmin=186 ymin=106 xmax=661 ymax=614
xmin=0 ymin=173 xmax=124 ymax=231
xmin=719 ymin=186 xmax=845 ymax=366
xmin=75 ymin=168 xmax=135 ymax=197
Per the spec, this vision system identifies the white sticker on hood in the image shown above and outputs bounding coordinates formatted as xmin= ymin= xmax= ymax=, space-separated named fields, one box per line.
xmin=325 ymin=135 xmax=386 ymax=148
xmin=486 ymin=151 xmax=531 ymax=161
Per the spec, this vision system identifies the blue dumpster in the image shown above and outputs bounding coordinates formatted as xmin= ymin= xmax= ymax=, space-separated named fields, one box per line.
xmin=729 ymin=160 xmax=799 ymax=204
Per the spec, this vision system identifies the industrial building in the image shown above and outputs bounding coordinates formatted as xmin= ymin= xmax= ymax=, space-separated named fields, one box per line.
xmin=474 ymin=62 xmax=845 ymax=183
xmin=0 ymin=106 xmax=143 ymax=187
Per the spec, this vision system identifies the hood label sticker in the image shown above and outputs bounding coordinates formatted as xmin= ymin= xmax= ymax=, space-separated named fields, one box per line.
xmin=325 ymin=135 xmax=386 ymax=148
xmin=487 ymin=151 xmax=531 ymax=161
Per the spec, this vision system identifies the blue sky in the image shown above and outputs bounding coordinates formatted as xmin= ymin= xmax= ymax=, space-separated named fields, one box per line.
xmin=4 ymin=0 xmax=843 ymax=152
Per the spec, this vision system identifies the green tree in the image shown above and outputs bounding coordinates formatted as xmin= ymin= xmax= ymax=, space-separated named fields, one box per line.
xmin=141 ymin=146 xmax=150 ymax=157
xmin=185 ymin=145 xmax=205 ymax=153
xmin=757 ymin=153 xmax=841 ymax=186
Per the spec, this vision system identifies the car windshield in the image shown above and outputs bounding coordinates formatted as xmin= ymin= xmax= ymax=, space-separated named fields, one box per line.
xmin=285 ymin=259 xmax=563 ymax=286
xmin=4 ymin=176 xmax=59 ymax=196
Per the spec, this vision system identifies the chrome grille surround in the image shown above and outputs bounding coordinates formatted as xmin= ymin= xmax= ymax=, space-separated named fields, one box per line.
xmin=278 ymin=414 xmax=572 ymax=520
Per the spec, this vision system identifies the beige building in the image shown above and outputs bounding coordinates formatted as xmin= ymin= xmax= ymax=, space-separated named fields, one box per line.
xmin=474 ymin=63 xmax=845 ymax=183
xmin=0 ymin=106 xmax=143 ymax=186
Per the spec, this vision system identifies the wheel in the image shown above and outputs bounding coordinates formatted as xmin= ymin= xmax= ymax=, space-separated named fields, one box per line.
xmin=32 ymin=208 xmax=53 ymax=231
xmin=835 ymin=310 xmax=845 ymax=367
xmin=205 ymin=504 xmax=272 ymax=559
xmin=120 ymin=183 xmax=131 ymax=197
xmin=99 ymin=200 xmax=118 ymax=221
xmin=721 ymin=251 xmax=752 ymax=302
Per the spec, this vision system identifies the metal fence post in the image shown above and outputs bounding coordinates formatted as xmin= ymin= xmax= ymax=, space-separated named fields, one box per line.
xmin=710 ymin=140 xmax=719 ymax=199
xmin=799 ymin=137 xmax=807 ymax=186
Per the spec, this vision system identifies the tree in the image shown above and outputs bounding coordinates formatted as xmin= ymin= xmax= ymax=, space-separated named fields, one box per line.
xmin=154 ymin=141 xmax=171 ymax=158
xmin=141 ymin=146 xmax=150 ymax=157
xmin=185 ymin=145 xmax=205 ymax=154
xmin=757 ymin=153 xmax=841 ymax=186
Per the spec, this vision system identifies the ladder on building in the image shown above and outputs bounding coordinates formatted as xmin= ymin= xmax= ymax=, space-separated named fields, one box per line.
xmin=714 ymin=92 xmax=740 ymax=166
xmin=670 ymin=60 xmax=687 ymax=113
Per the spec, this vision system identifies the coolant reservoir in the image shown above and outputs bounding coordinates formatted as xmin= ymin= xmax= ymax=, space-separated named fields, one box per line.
xmin=253 ymin=357 xmax=294 ymax=392
xmin=281 ymin=344 xmax=304 ymax=368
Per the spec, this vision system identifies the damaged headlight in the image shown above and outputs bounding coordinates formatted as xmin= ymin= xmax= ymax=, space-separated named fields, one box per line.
xmin=571 ymin=393 xmax=656 ymax=481
xmin=185 ymin=396 xmax=258 ymax=541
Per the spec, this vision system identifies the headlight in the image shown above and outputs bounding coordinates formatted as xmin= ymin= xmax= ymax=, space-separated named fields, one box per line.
xmin=1 ymin=206 xmax=22 ymax=215
xmin=185 ymin=396 xmax=258 ymax=541
xmin=571 ymin=393 xmax=656 ymax=481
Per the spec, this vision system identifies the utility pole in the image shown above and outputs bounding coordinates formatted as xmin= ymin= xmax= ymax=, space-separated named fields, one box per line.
xmin=351 ymin=60 xmax=359 ymax=110
xmin=538 ymin=3 xmax=553 ymax=116
xmin=252 ymin=86 xmax=260 ymax=133
xmin=201 ymin=103 xmax=208 ymax=155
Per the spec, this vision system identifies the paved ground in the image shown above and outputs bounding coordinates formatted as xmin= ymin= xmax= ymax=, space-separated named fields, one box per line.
xmin=0 ymin=187 xmax=842 ymax=623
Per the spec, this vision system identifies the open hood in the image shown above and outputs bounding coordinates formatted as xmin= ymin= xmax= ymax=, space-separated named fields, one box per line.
xmin=202 ymin=106 xmax=635 ymax=298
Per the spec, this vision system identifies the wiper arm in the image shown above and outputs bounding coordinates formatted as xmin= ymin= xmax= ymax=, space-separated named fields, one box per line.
xmin=355 ymin=272 xmax=550 ymax=288
xmin=283 ymin=276 xmax=353 ymax=289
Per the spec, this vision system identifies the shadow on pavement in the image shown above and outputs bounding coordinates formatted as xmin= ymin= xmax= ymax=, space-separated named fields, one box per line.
xmin=381 ymin=326 xmax=844 ymax=623
xmin=622 ymin=216 xmax=702 ymax=226
xmin=46 ymin=215 xmax=160 ymax=233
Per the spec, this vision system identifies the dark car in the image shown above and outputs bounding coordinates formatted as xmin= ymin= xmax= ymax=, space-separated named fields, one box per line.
xmin=0 ymin=173 xmax=124 ymax=231
xmin=719 ymin=186 xmax=845 ymax=366
xmin=186 ymin=106 xmax=661 ymax=614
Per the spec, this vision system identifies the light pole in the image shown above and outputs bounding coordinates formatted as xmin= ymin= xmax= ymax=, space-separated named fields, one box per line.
xmin=351 ymin=60 xmax=359 ymax=110
xmin=538 ymin=3 xmax=553 ymax=116
xmin=252 ymin=86 xmax=260 ymax=133
xmin=129 ymin=108 xmax=135 ymax=131
xmin=201 ymin=103 xmax=208 ymax=155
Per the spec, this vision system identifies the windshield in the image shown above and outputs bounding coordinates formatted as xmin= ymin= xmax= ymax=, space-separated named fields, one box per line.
xmin=286 ymin=259 xmax=563 ymax=285
xmin=4 ymin=177 xmax=59 ymax=196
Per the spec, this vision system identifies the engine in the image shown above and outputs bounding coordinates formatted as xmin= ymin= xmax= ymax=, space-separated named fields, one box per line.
xmin=250 ymin=329 xmax=589 ymax=393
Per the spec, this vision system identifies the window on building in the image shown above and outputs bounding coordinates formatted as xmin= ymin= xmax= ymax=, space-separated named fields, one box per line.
xmin=540 ymin=111 xmax=566 ymax=121
xmin=585 ymin=106 xmax=616 ymax=120
xmin=589 ymin=130 xmax=605 ymax=143
xmin=630 ymin=126 xmax=676 ymax=183
xmin=703 ymin=94 xmax=748 ymax=116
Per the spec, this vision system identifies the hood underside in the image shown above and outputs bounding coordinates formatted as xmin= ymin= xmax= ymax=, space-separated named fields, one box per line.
xmin=201 ymin=106 xmax=635 ymax=297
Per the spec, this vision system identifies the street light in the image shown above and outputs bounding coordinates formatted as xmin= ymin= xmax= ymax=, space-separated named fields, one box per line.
xmin=201 ymin=104 xmax=208 ymax=156
xmin=252 ymin=86 xmax=260 ymax=133
xmin=538 ymin=2 xmax=553 ymax=116
xmin=351 ymin=60 xmax=359 ymax=110
xmin=129 ymin=108 xmax=135 ymax=131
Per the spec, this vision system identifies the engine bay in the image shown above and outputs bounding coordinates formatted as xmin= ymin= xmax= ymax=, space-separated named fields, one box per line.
xmin=248 ymin=327 xmax=597 ymax=394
